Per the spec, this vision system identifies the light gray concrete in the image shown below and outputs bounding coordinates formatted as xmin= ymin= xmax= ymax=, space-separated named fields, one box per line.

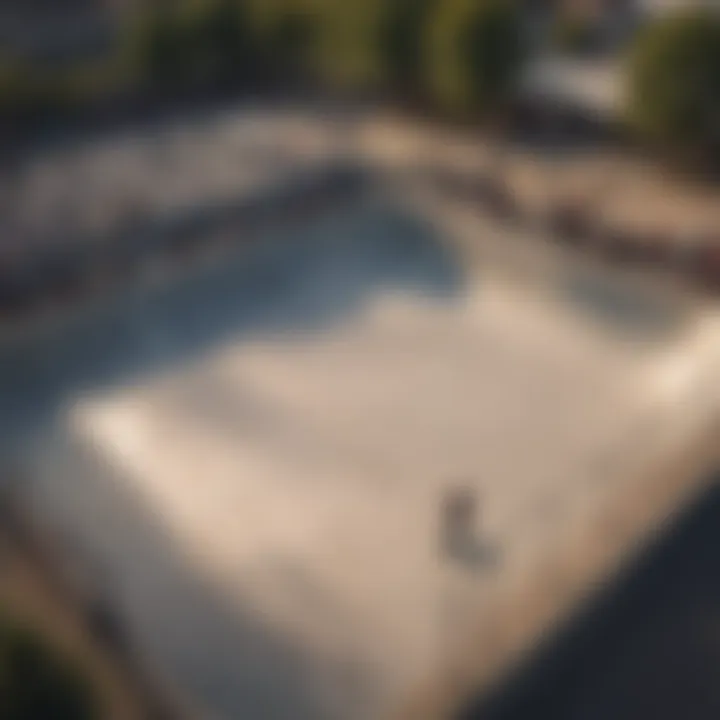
xmin=2 ymin=108 xmax=720 ymax=719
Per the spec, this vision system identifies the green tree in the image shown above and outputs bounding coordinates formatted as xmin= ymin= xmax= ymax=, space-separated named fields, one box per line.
xmin=0 ymin=58 xmax=34 ymax=122
xmin=309 ymin=0 xmax=410 ymax=93
xmin=126 ymin=6 xmax=191 ymax=92
xmin=550 ymin=10 xmax=597 ymax=55
xmin=184 ymin=0 xmax=255 ymax=88
xmin=380 ymin=0 xmax=436 ymax=99
xmin=426 ymin=0 xmax=526 ymax=118
xmin=258 ymin=0 xmax=318 ymax=86
xmin=0 ymin=58 xmax=80 ymax=128
xmin=126 ymin=0 xmax=255 ymax=94
xmin=627 ymin=8 xmax=720 ymax=166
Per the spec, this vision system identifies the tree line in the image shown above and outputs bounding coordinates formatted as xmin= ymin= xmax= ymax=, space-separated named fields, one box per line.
xmin=0 ymin=0 xmax=719 ymax=168
xmin=124 ymin=0 xmax=526 ymax=116
xmin=0 ymin=0 xmax=526 ymax=126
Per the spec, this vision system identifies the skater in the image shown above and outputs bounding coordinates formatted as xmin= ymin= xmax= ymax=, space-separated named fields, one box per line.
xmin=441 ymin=483 xmax=499 ymax=569
xmin=441 ymin=484 xmax=478 ymax=561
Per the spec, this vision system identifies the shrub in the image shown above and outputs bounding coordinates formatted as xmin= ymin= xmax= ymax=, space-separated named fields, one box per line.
xmin=310 ymin=0 xmax=388 ymax=91
xmin=380 ymin=0 xmax=436 ymax=98
xmin=125 ymin=7 xmax=191 ymax=92
xmin=0 ymin=58 xmax=82 ymax=128
xmin=0 ymin=58 xmax=31 ymax=120
xmin=551 ymin=11 xmax=598 ymax=55
xmin=426 ymin=0 xmax=526 ymax=118
xmin=257 ymin=0 xmax=318 ymax=86
xmin=125 ymin=0 xmax=255 ymax=94
xmin=184 ymin=0 xmax=255 ymax=88
xmin=627 ymin=8 xmax=720 ymax=166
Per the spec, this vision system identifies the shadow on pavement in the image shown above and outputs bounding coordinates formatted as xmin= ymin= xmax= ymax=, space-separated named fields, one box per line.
xmin=0 ymin=202 xmax=465 ymax=445
xmin=460 ymin=476 xmax=720 ymax=720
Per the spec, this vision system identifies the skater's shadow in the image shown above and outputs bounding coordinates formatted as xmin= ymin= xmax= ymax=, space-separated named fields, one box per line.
xmin=443 ymin=530 xmax=501 ymax=573
xmin=440 ymin=488 xmax=501 ymax=572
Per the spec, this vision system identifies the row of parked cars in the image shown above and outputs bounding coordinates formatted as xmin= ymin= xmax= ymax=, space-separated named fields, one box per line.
xmin=428 ymin=166 xmax=720 ymax=291
xmin=0 ymin=162 xmax=371 ymax=322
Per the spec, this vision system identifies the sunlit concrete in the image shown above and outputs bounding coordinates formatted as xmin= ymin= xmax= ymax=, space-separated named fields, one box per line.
xmin=6 ymin=194 xmax=720 ymax=718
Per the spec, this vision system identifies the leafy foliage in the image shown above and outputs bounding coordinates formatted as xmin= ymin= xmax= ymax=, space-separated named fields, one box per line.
xmin=3 ymin=0 xmax=530 ymax=126
xmin=550 ymin=11 xmax=598 ymax=55
xmin=0 ymin=57 xmax=87 ymax=128
xmin=380 ymin=0 xmax=436 ymax=98
xmin=126 ymin=0 xmax=255 ymax=93
xmin=262 ymin=0 xmax=317 ymax=85
xmin=426 ymin=0 xmax=526 ymax=117
xmin=627 ymin=8 xmax=720 ymax=165
xmin=308 ymin=0 xmax=388 ymax=90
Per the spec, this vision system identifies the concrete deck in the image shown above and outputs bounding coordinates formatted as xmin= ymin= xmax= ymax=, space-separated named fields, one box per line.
xmin=1 ymin=190 xmax=719 ymax=718
xmin=1 ymin=108 xmax=720 ymax=719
